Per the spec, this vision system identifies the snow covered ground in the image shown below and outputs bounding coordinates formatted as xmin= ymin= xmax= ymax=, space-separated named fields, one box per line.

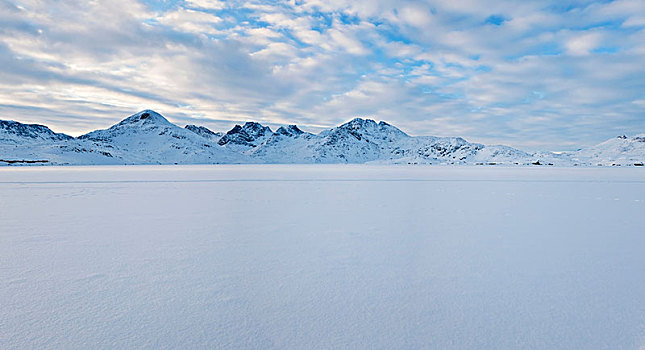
xmin=1 ymin=165 xmax=644 ymax=349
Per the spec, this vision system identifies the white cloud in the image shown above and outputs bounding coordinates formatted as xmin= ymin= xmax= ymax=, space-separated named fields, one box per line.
xmin=397 ymin=4 xmax=434 ymax=29
xmin=185 ymin=0 xmax=227 ymax=10
xmin=156 ymin=8 xmax=223 ymax=35
xmin=565 ymin=32 xmax=602 ymax=56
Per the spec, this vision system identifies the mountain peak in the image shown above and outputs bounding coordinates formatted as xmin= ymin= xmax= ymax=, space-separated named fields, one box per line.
xmin=342 ymin=118 xmax=378 ymax=129
xmin=276 ymin=125 xmax=304 ymax=137
xmin=218 ymin=122 xmax=272 ymax=147
xmin=116 ymin=110 xmax=170 ymax=127
xmin=78 ymin=110 xmax=176 ymax=141
xmin=241 ymin=122 xmax=272 ymax=136
xmin=335 ymin=117 xmax=408 ymax=138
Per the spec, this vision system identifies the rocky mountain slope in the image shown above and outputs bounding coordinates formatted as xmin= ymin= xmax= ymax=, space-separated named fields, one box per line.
xmin=184 ymin=125 xmax=223 ymax=142
xmin=1 ymin=110 xmax=643 ymax=166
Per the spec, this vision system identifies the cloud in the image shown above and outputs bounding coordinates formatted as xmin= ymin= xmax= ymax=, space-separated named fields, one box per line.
xmin=565 ymin=32 xmax=602 ymax=56
xmin=156 ymin=8 xmax=223 ymax=35
xmin=0 ymin=0 xmax=643 ymax=150
xmin=184 ymin=0 xmax=227 ymax=11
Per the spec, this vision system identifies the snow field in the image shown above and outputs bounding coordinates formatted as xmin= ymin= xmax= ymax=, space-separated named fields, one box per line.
xmin=1 ymin=165 xmax=644 ymax=349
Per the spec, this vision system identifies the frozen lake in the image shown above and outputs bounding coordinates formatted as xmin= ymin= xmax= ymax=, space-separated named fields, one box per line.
xmin=1 ymin=165 xmax=644 ymax=349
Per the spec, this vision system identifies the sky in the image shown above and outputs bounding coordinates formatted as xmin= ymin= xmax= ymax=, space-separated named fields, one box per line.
xmin=1 ymin=0 xmax=644 ymax=150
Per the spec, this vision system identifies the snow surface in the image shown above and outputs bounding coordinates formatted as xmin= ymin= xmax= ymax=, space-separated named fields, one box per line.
xmin=1 ymin=165 xmax=645 ymax=349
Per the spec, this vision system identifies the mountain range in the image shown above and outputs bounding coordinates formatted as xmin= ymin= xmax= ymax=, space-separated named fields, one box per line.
xmin=1 ymin=110 xmax=643 ymax=166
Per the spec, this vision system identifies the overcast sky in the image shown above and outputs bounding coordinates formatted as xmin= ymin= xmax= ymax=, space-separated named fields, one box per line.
xmin=1 ymin=0 xmax=644 ymax=150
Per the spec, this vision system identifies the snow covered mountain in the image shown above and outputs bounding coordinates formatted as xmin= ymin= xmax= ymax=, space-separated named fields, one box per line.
xmin=248 ymin=125 xmax=317 ymax=163
xmin=217 ymin=122 xmax=273 ymax=150
xmin=1 ymin=120 xmax=73 ymax=143
xmin=569 ymin=134 xmax=645 ymax=166
xmin=247 ymin=118 xmax=539 ymax=165
xmin=0 ymin=120 xmax=120 ymax=165
xmin=245 ymin=118 xmax=537 ymax=164
xmin=1 ymin=110 xmax=643 ymax=166
xmin=77 ymin=110 xmax=244 ymax=164
xmin=310 ymin=118 xmax=407 ymax=163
